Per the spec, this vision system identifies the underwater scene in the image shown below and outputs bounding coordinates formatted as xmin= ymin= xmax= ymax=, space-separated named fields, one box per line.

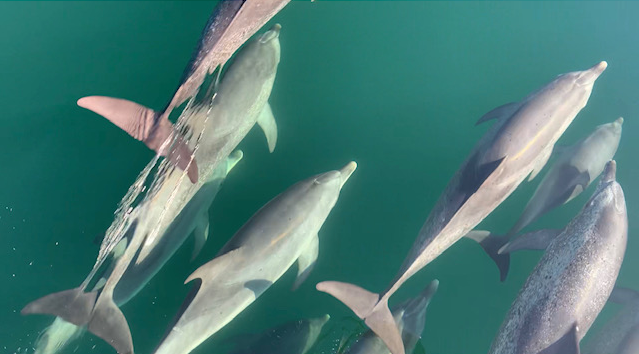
xmin=2 ymin=1 xmax=639 ymax=354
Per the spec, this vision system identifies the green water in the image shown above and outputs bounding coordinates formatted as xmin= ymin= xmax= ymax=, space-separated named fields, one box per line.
xmin=1 ymin=1 xmax=637 ymax=353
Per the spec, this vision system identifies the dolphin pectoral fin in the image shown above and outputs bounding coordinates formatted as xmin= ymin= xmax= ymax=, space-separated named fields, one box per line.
xmin=21 ymin=287 xmax=97 ymax=327
xmin=475 ymin=102 xmax=521 ymax=125
xmin=225 ymin=150 xmax=244 ymax=174
xmin=539 ymin=323 xmax=580 ymax=354
xmin=528 ymin=147 xmax=553 ymax=181
xmin=566 ymin=170 xmax=590 ymax=202
xmin=186 ymin=249 xmax=242 ymax=284
xmin=256 ymin=103 xmax=277 ymax=153
xmin=77 ymin=96 xmax=199 ymax=183
xmin=465 ymin=231 xmax=510 ymax=281
xmin=499 ymin=228 xmax=563 ymax=254
xmin=292 ymin=235 xmax=319 ymax=290
xmin=191 ymin=211 xmax=210 ymax=261
xmin=244 ymin=279 xmax=273 ymax=297
xmin=87 ymin=295 xmax=133 ymax=354
xmin=609 ymin=287 xmax=639 ymax=304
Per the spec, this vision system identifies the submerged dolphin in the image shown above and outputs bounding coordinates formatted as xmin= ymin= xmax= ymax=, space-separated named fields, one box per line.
xmin=152 ymin=162 xmax=357 ymax=354
xmin=468 ymin=117 xmax=623 ymax=280
xmin=77 ymin=0 xmax=289 ymax=183
xmin=228 ymin=314 xmax=331 ymax=354
xmin=344 ymin=280 xmax=439 ymax=354
xmin=27 ymin=151 xmax=243 ymax=354
xmin=317 ymin=61 xmax=608 ymax=354
xmin=583 ymin=287 xmax=639 ymax=354
xmin=22 ymin=24 xmax=282 ymax=354
xmin=489 ymin=161 xmax=627 ymax=354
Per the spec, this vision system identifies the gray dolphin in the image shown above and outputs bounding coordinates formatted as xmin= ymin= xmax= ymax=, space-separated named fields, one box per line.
xmin=583 ymin=287 xmax=639 ymax=354
xmin=77 ymin=0 xmax=289 ymax=183
xmin=468 ymin=117 xmax=623 ymax=281
xmin=22 ymin=24 xmax=282 ymax=354
xmin=317 ymin=61 xmax=608 ymax=354
xmin=228 ymin=314 xmax=331 ymax=354
xmin=489 ymin=161 xmax=627 ymax=354
xmin=343 ymin=280 xmax=438 ymax=354
xmin=152 ymin=162 xmax=357 ymax=354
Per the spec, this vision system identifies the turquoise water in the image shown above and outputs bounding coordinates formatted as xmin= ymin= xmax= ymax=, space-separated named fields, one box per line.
xmin=1 ymin=1 xmax=638 ymax=353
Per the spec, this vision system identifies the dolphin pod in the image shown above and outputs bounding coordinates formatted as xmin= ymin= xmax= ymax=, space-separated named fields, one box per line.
xmin=489 ymin=161 xmax=627 ymax=354
xmin=152 ymin=162 xmax=356 ymax=354
xmin=467 ymin=116 xmax=623 ymax=281
xmin=316 ymin=61 xmax=607 ymax=354
xmin=227 ymin=314 xmax=331 ymax=354
xmin=22 ymin=5 xmax=286 ymax=354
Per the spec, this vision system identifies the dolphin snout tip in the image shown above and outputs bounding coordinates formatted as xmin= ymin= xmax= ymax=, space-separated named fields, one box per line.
xmin=615 ymin=117 xmax=624 ymax=126
xmin=339 ymin=161 xmax=357 ymax=187
xmin=592 ymin=61 xmax=608 ymax=74
xmin=602 ymin=160 xmax=616 ymax=183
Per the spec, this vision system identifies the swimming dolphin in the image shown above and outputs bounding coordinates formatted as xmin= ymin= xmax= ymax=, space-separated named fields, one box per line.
xmin=22 ymin=24 xmax=282 ymax=354
xmin=583 ymin=287 xmax=639 ymax=354
xmin=26 ymin=151 xmax=243 ymax=354
xmin=468 ymin=117 xmax=623 ymax=280
xmin=228 ymin=314 xmax=331 ymax=354
xmin=343 ymin=280 xmax=438 ymax=354
xmin=152 ymin=162 xmax=357 ymax=354
xmin=77 ymin=0 xmax=289 ymax=183
xmin=317 ymin=61 xmax=608 ymax=354
xmin=489 ymin=161 xmax=627 ymax=354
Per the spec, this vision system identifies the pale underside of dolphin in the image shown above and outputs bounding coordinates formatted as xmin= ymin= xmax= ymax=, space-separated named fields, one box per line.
xmin=317 ymin=61 xmax=608 ymax=354
xmin=467 ymin=116 xmax=623 ymax=281
xmin=21 ymin=19 xmax=285 ymax=354
xmin=78 ymin=0 xmax=290 ymax=183
xmin=489 ymin=161 xmax=627 ymax=354
xmin=152 ymin=162 xmax=357 ymax=354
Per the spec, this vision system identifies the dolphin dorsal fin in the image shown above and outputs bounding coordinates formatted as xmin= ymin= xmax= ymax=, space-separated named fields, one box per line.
xmin=292 ymin=234 xmax=319 ymax=290
xmin=257 ymin=103 xmax=278 ymax=153
xmin=476 ymin=102 xmax=521 ymax=125
xmin=539 ymin=323 xmax=580 ymax=354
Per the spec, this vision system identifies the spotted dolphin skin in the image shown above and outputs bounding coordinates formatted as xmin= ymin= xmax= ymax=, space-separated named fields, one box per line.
xmin=489 ymin=161 xmax=627 ymax=354
xmin=344 ymin=280 xmax=439 ymax=354
xmin=228 ymin=314 xmax=331 ymax=354
xmin=77 ymin=0 xmax=289 ymax=183
xmin=152 ymin=162 xmax=357 ymax=354
xmin=468 ymin=117 xmax=623 ymax=281
xmin=583 ymin=287 xmax=639 ymax=354
xmin=317 ymin=61 xmax=608 ymax=354
xmin=21 ymin=24 xmax=282 ymax=354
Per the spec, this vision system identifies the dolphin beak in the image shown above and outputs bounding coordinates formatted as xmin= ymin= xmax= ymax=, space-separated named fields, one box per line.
xmin=319 ymin=314 xmax=330 ymax=325
xmin=339 ymin=161 xmax=357 ymax=188
xmin=615 ymin=117 xmax=624 ymax=126
xmin=602 ymin=160 xmax=616 ymax=183
xmin=260 ymin=23 xmax=281 ymax=43
xmin=587 ymin=61 xmax=608 ymax=79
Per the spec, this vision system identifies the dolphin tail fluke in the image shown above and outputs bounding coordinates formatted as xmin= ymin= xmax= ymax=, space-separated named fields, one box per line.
xmin=316 ymin=281 xmax=405 ymax=354
xmin=21 ymin=287 xmax=97 ymax=326
xmin=87 ymin=296 xmax=134 ymax=354
xmin=77 ymin=95 xmax=198 ymax=183
xmin=465 ymin=231 xmax=510 ymax=282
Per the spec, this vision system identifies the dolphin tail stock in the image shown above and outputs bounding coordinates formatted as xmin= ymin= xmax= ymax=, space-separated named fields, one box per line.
xmin=316 ymin=281 xmax=405 ymax=354
xmin=464 ymin=230 xmax=510 ymax=282
xmin=21 ymin=287 xmax=97 ymax=326
xmin=77 ymin=95 xmax=198 ymax=183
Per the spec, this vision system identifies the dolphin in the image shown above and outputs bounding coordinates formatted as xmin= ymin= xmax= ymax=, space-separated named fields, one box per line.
xmin=152 ymin=162 xmax=357 ymax=354
xmin=467 ymin=117 xmax=623 ymax=281
xmin=583 ymin=287 xmax=639 ymax=354
xmin=343 ymin=280 xmax=439 ymax=354
xmin=27 ymin=151 xmax=244 ymax=354
xmin=317 ymin=61 xmax=608 ymax=354
xmin=77 ymin=0 xmax=289 ymax=183
xmin=22 ymin=24 xmax=282 ymax=354
xmin=489 ymin=161 xmax=627 ymax=354
xmin=228 ymin=314 xmax=331 ymax=354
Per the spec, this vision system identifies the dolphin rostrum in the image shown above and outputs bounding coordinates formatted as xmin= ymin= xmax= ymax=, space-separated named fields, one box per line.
xmin=228 ymin=314 xmax=331 ymax=354
xmin=489 ymin=160 xmax=627 ymax=354
xmin=77 ymin=0 xmax=289 ymax=183
xmin=151 ymin=162 xmax=357 ymax=354
xmin=583 ymin=287 xmax=639 ymax=354
xmin=317 ymin=61 xmax=608 ymax=354
xmin=468 ymin=117 xmax=623 ymax=280
xmin=22 ymin=23 xmax=282 ymax=354
xmin=343 ymin=280 xmax=439 ymax=354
